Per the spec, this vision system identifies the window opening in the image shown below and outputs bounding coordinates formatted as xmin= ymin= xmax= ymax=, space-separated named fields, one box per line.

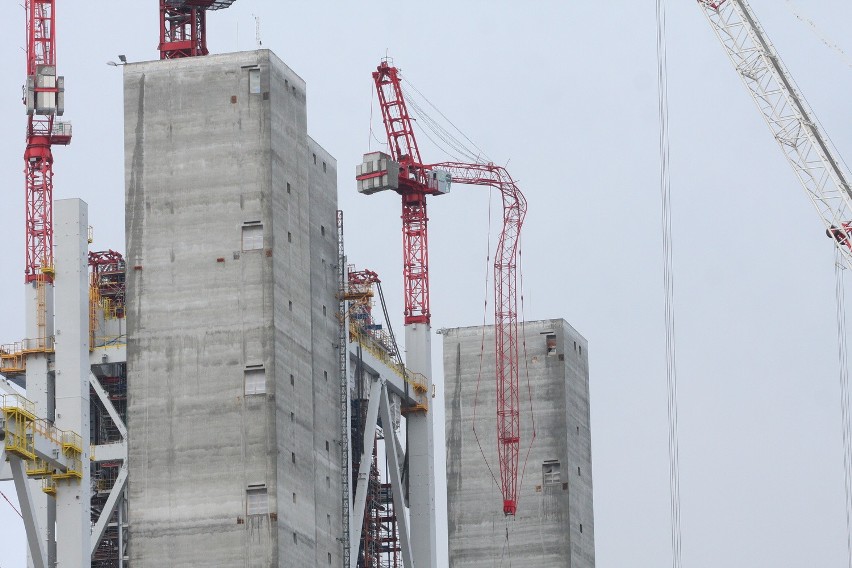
xmin=241 ymin=223 xmax=263 ymax=251
xmin=543 ymin=460 xmax=561 ymax=486
xmin=246 ymin=486 xmax=268 ymax=515
xmin=545 ymin=333 xmax=557 ymax=354
xmin=244 ymin=366 xmax=266 ymax=395
xmin=249 ymin=68 xmax=261 ymax=94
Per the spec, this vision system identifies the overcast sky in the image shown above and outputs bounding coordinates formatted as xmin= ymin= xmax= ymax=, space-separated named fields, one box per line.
xmin=3 ymin=1 xmax=852 ymax=566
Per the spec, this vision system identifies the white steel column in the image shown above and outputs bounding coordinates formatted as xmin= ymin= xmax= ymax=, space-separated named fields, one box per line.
xmin=405 ymin=323 xmax=437 ymax=568
xmin=10 ymin=455 xmax=47 ymax=568
xmin=350 ymin=377 xmax=383 ymax=568
xmin=53 ymin=198 xmax=91 ymax=565
xmin=379 ymin=385 xmax=414 ymax=568
xmin=24 ymin=269 xmax=55 ymax=568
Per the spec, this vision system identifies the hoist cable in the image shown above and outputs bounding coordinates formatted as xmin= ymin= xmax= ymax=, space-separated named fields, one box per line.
xmin=657 ymin=0 xmax=684 ymax=566
xmin=516 ymin=244 xmax=537 ymax=507
xmin=834 ymin=248 xmax=852 ymax=568
xmin=0 ymin=489 xmax=22 ymax=520
xmin=401 ymin=77 xmax=492 ymax=163
xmin=784 ymin=0 xmax=852 ymax=68
xmin=473 ymin=187 xmax=501 ymax=492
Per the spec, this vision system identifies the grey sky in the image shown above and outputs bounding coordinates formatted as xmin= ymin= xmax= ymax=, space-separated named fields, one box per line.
xmin=2 ymin=1 xmax=852 ymax=566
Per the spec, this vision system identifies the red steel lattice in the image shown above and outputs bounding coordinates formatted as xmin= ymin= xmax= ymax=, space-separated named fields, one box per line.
xmin=370 ymin=61 xmax=527 ymax=515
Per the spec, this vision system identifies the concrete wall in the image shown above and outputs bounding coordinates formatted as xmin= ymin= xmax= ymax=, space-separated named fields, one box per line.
xmin=443 ymin=319 xmax=595 ymax=567
xmin=125 ymin=50 xmax=341 ymax=567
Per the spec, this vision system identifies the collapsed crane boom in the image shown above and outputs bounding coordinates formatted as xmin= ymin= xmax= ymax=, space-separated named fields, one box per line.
xmin=431 ymin=162 xmax=527 ymax=515
xmin=697 ymin=0 xmax=852 ymax=261
xmin=358 ymin=60 xmax=527 ymax=516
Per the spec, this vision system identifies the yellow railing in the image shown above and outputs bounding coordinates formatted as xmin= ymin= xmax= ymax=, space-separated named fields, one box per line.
xmin=101 ymin=298 xmax=124 ymax=320
xmin=1 ymin=394 xmax=36 ymax=460
xmin=0 ymin=336 xmax=56 ymax=375
xmin=33 ymin=418 xmax=62 ymax=447
xmin=348 ymin=324 xmax=429 ymax=409
xmin=1 ymin=394 xmax=84 ymax=481
xmin=89 ymin=285 xmax=100 ymax=351
xmin=26 ymin=458 xmax=52 ymax=479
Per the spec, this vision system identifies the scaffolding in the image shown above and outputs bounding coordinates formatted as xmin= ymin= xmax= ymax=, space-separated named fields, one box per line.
xmin=90 ymin=362 xmax=128 ymax=568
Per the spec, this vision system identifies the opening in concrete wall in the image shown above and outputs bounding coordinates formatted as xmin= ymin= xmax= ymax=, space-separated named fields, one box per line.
xmin=246 ymin=486 xmax=268 ymax=515
xmin=241 ymin=223 xmax=263 ymax=251
xmin=244 ymin=366 xmax=266 ymax=395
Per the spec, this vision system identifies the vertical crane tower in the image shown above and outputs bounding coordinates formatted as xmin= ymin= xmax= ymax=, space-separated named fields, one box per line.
xmin=24 ymin=0 xmax=69 ymax=286
xmin=159 ymin=0 xmax=237 ymax=59
xmin=357 ymin=61 xmax=527 ymax=525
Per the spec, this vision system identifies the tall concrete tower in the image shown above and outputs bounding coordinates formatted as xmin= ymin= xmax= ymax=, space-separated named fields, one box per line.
xmin=124 ymin=50 xmax=342 ymax=566
xmin=443 ymin=319 xmax=595 ymax=567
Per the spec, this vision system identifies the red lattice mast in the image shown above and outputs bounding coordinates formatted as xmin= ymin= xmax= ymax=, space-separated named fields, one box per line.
xmin=24 ymin=0 xmax=70 ymax=284
xmin=372 ymin=62 xmax=433 ymax=325
xmin=159 ymin=0 xmax=238 ymax=60
xmin=366 ymin=61 xmax=527 ymax=515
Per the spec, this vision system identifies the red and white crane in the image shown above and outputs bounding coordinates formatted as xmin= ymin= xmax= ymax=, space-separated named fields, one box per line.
xmin=357 ymin=61 xmax=528 ymax=521
xmin=158 ymin=0 xmax=237 ymax=60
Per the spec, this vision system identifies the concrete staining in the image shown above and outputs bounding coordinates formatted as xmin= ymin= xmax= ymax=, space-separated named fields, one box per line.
xmin=124 ymin=50 xmax=341 ymax=566
xmin=443 ymin=319 xmax=595 ymax=567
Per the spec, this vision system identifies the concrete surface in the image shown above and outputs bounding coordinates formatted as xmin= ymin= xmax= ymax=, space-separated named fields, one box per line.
xmin=125 ymin=49 xmax=341 ymax=567
xmin=443 ymin=319 xmax=595 ymax=567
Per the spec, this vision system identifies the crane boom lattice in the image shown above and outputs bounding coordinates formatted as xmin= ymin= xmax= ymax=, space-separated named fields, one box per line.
xmin=358 ymin=60 xmax=527 ymax=516
xmin=698 ymin=0 xmax=852 ymax=263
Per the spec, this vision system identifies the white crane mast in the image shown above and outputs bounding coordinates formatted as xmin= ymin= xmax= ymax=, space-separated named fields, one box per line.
xmin=698 ymin=0 xmax=852 ymax=263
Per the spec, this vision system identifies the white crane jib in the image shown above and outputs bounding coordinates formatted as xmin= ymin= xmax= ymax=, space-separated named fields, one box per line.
xmin=698 ymin=0 xmax=852 ymax=262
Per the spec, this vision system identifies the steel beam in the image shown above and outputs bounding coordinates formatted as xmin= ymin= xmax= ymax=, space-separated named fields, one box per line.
xmin=349 ymin=376 xmax=383 ymax=568
xmin=90 ymin=372 xmax=128 ymax=438
xmin=10 ymin=455 xmax=47 ymax=568
xmin=90 ymin=464 xmax=128 ymax=555
xmin=379 ymin=384 xmax=414 ymax=568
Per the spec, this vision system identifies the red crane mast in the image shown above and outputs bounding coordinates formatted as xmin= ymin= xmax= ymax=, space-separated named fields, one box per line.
xmin=359 ymin=61 xmax=528 ymax=515
xmin=23 ymin=0 xmax=70 ymax=284
xmin=159 ymin=0 xmax=238 ymax=60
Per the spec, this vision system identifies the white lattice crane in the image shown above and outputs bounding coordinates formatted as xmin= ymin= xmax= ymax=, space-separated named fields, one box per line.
xmin=697 ymin=0 xmax=852 ymax=257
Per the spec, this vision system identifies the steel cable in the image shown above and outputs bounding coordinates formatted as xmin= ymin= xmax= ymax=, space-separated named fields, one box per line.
xmin=473 ymin=187 xmax=501 ymax=492
xmin=834 ymin=248 xmax=852 ymax=568
xmin=657 ymin=0 xmax=684 ymax=566
xmin=0 ymin=489 xmax=22 ymax=519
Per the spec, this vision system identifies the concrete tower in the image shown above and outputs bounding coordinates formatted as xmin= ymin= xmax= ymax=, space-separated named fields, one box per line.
xmin=443 ymin=319 xmax=595 ymax=567
xmin=124 ymin=50 xmax=342 ymax=566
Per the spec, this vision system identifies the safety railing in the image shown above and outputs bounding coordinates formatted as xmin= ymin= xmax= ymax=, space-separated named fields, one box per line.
xmin=0 ymin=337 xmax=56 ymax=375
xmin=349 ymin=324 xmax=429 ymax=411
xmin=2 ymin=394 xmax=36 ymax=459
xmin=1 ymin=394 xmax=85 ymax=481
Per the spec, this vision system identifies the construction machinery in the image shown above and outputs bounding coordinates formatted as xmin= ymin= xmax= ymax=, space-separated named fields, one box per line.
xmin=697 ymin=0 xmax=852 ymax=258
xmin=356 ymin=60 xmax=527 ymax=526
xmin=159 ymin=0 xmax=238 ymax=59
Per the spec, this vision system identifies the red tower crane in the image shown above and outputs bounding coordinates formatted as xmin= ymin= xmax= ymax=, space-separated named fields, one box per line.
xmin=158 ymin=0 xmax=238 ymax=60
xmin=23 ymin=0 xmax=70 ymax=285
xmin=357 ymin=61 xmax=528 ymax=515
